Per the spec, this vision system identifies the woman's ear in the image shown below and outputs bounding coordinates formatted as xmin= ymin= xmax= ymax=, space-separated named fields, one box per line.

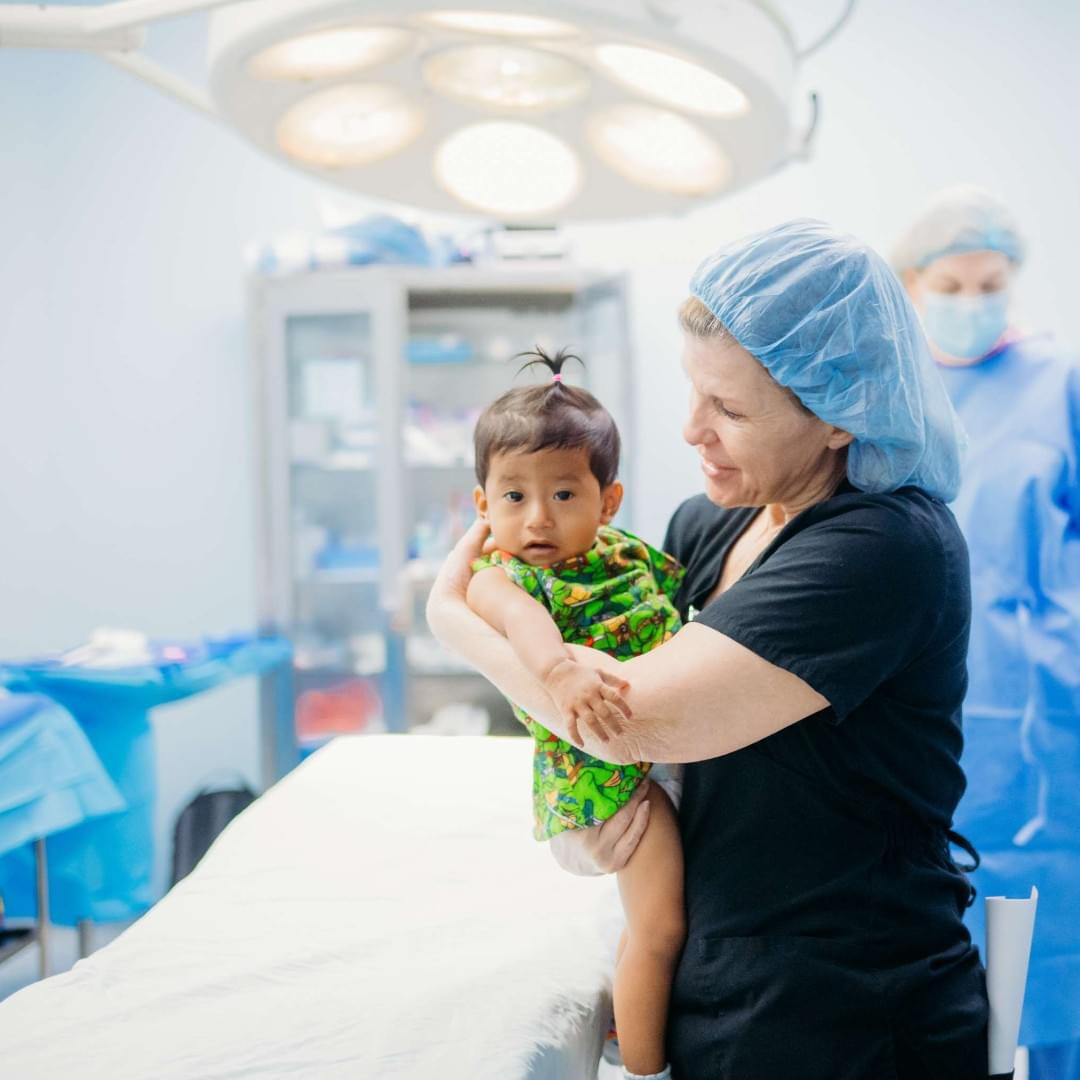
xmin=826 ymin=427 xmax=856 ymax=450
xmin=473 ymin=485 xmax=488 ymax=519
xmin=599 ymin=481 xmax=624 ymax=524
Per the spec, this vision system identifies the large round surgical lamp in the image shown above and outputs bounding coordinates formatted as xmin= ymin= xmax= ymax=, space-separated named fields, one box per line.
xmin=0 ymin=0 xmax=855 ymax=222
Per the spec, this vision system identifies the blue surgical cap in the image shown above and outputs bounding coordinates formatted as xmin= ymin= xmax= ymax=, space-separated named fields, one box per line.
xmin=891 ymin=185 xmax=1025 ymax=273
xmin=689 ymin=218 xmax=964 ymax=502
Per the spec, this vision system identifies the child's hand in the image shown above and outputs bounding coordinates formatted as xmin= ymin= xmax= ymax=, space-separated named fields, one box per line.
xmin=545 ymin=658 xmax=629 ymax=747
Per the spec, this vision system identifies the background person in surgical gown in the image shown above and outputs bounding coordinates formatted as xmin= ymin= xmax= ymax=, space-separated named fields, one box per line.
xmin=896 ymin=186 xmax=1080 ymax=1079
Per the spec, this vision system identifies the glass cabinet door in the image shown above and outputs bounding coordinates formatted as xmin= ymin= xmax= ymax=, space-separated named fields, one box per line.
xmin=275 ymin=311 xmax=402 ymax=754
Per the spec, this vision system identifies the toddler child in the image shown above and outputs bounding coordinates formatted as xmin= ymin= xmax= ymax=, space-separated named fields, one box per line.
xmin=466 ymin=348 xmax=684 ymax=1080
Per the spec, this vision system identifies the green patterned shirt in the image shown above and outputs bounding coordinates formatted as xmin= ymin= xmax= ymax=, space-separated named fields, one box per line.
xmin=473 ymin=525 xmax=684 ymax=840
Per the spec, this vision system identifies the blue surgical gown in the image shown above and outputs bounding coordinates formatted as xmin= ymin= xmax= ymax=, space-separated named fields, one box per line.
xmin=939 ymin=337 xmax=1080 ymax=1049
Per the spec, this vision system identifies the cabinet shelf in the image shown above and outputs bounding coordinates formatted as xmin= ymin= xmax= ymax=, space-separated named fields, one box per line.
xmin=302 ymin=568 xmax=381 ymax=586
xmin=292 ymin=459 xmax=375 ymax=473
xmin=293 ymin=459 xmax=472 ymax=472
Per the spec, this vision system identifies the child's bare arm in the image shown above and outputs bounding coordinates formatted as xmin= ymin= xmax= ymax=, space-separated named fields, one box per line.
xmin=467 ymin=567 xmax=627 ymax=742
xmin=467 ymin=567 xmax=571 ymax=682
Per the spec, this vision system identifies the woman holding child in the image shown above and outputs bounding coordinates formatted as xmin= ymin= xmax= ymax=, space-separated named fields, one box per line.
xmin=427 ymin=219 xmax=993 ymax=1079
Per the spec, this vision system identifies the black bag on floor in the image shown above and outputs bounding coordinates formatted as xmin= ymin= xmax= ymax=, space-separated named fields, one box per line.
xmin=171 ymin=781 xmax=257 ymax=886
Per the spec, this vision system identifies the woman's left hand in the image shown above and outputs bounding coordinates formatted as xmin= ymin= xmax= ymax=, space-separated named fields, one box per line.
xmin=430 ymin=518 xmax=492 ymax=602
xmin=425 ymin=518 xmax=493 ymax=645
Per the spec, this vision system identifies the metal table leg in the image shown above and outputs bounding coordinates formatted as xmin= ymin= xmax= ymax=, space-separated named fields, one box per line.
xmin=77 ymin=919 xmax=93 ymax=959
xmin=34 ymin=837 xmax=48 ymax=980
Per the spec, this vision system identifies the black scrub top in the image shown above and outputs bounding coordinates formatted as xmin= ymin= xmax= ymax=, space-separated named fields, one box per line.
xmin=661 ymin=482 xmax=990 ymax=1080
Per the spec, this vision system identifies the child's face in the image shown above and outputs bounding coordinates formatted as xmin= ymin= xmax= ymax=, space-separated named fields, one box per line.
xmin=474 ymin=446 xmax=623 ymax=567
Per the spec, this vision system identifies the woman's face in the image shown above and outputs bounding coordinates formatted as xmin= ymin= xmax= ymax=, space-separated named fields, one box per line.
xmin=904 ymin=248 xmax=1012 ymax=306
xmin=904 ymin=250 xmax=1013 ymax=363
xmin=681 ymin=333 xmax=851 ymax=510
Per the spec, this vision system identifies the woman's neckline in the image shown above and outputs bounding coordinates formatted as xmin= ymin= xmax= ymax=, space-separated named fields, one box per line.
xmin=703 ymin=477 xmax=856 ymax=604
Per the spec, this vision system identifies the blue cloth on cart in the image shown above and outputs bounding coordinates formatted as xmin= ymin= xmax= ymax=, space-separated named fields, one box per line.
xmin=939 ymin=339 xmax=1080 ymax=1050
xmin=0 ymin=634 xmax=291 ymax=925
xmin=0 ymin=693 xmax=124 ymax=859
xmin=249 ymin=214 xmax=465 ymax=276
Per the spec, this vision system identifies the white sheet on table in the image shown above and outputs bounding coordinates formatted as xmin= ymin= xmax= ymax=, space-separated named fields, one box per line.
xmin=0 ymin=736 xmax=623 ymax=1079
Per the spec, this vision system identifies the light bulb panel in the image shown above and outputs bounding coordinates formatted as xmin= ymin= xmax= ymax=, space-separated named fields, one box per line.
xmin=435 ymin=122 xmax=583 ymax=216
xmin=208 ymin=0 xmax=797 ymax=222
xmin=422 ymin=44 xmax=591 ymax=114
xmin=593 ymin=43 xmax=749 ymax=117
xmin=276 ymin=85 xmax=426 ymax=167
xmin=248 ymin=26 xmax=414 ymax=81
xmin=418 ymin=10 xmax=581 ymax=37
xmin=587 ymin=104 xmax=732 ymax=195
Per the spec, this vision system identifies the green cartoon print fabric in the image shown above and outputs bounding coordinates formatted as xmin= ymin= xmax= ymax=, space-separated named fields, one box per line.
xmin=472 ymin=525 xmax=684 ymax=840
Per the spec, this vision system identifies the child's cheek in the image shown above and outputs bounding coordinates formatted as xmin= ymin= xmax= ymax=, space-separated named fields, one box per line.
xmin=486 ymin=520 xmax=510 ymax=551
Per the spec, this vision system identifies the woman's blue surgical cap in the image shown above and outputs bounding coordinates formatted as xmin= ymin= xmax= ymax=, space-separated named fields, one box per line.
xmin=890 ymin=185 xmax=1025 ymax=273
xmin=689 ymin=218 xmax=964 ymax=501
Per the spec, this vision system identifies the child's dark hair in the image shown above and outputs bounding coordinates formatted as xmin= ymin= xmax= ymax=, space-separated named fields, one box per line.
xmin=474 ymin=347 xmax=620 ymax=489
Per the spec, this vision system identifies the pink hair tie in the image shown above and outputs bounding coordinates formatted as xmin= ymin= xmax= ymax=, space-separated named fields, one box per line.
xmin=552 ymin=373 xmax=563 ymax=383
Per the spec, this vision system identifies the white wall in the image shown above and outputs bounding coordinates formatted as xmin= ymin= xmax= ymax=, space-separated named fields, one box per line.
xmin=0 ymin=12 xmax=346 ymax=897
xmin=2 ymin=0 xmax=1078 ymax=900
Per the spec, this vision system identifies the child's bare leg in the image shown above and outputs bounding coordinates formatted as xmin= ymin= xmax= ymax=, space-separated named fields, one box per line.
xmin=614 ymin=787 xmax=685 ymax=1076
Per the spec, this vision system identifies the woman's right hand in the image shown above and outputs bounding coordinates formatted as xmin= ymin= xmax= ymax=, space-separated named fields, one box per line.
xmin=549 ymin=781 xmax=653 ymax=875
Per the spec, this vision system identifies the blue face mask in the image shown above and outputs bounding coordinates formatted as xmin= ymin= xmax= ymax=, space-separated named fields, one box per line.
xmin=921 ymin=291 xmax=1009 ymax=360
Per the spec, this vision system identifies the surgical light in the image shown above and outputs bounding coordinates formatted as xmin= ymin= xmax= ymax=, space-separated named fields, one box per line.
xmin=593 ymin=43 xmax=749 ymax=117
xmin=435 ymin=122 xmax=582 ymax=217
xmin=0 ymin=1 xmax=857 ymax=222
xmin=587 ymin=105 xmax=731 ymax=195
xmin=276 ymin=86 xmax=425 ymax=168
xmin=422 ymin=45 xmax=590 ymax=112
xmin=417 ymin=10 xmax=580 ymax=37
xmin=248 ymin=26 xmax=414 ymax=82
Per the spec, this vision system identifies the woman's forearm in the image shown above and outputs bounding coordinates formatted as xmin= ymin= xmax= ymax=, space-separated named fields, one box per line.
xmin=424 ymin=518 xmax=825 ymax=767
xmin=569 ymin=625 xmax=831 ymax=765
xmin=426 ymin=585 xmax=565 ymax=731
xmin=427 ymin=591 xmax=638 ymax=761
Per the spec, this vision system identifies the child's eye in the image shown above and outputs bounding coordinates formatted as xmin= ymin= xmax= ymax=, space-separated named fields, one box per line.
xmin=503 ymin=491 xmax=523 ymax=503
xmin=553 ymin=490 xmax=574 ymax=502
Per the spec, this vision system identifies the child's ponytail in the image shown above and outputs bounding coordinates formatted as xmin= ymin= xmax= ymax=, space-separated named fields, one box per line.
xmin=515 ymin=346 xmax=583 ymax=390
xmin=474 ymin=345 xmax=618 ymax=489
